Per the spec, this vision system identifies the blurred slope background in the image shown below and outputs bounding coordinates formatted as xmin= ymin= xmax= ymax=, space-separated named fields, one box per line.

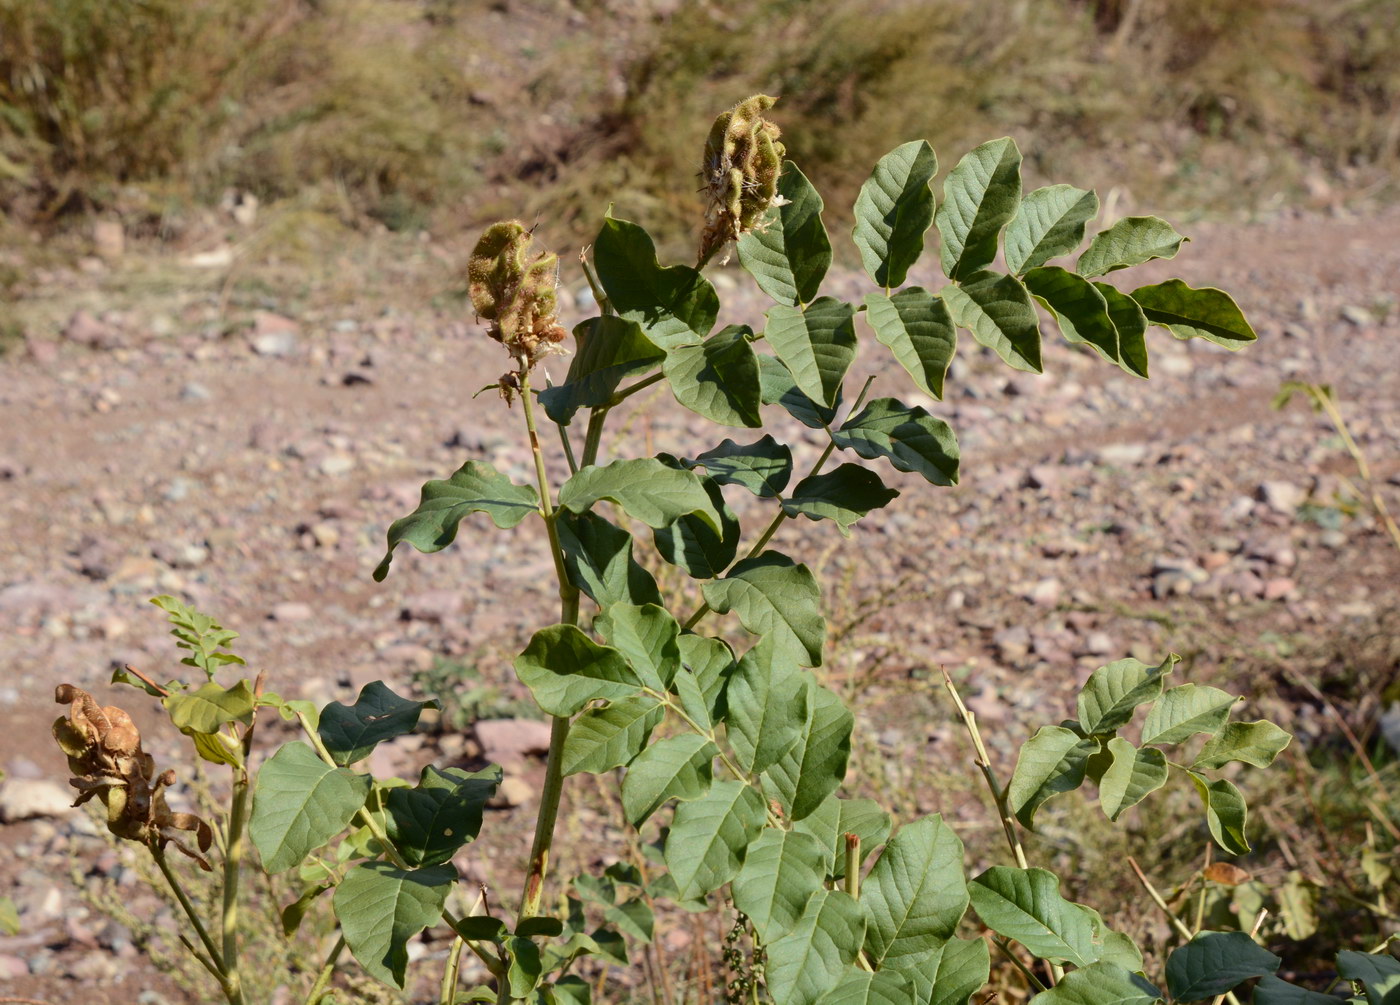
xmin=1 ymin=0 xmax=1397 ymax=259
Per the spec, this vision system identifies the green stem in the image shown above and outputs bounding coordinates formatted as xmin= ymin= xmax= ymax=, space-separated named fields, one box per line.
xmin=843 ymin=835 xmax=861 ymax=900
xmin=611 ymin=370 xmax=665 ymax=405
xmin=440 ymin=933 xmax=467 ymax=1005
xmin=221 ymin=774 xmax=249 ymax=1005
xmin=151 ymin=844 xmax=228 ymax=993
xmin=582 ymin=406 xmax=608 ymax=468
xmin=992 ymin=937 xmax=1049 ymax=994
xmin=304 ymin=934 xmax=345 ymax=1005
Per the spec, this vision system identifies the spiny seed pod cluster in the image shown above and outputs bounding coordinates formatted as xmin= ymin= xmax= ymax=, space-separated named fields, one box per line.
xmin=700 ymin=94 xmax=786 ymax=265
xmin=467 ymin=220 xmax=567 ymax=396
xmin=52 ymin=683 xmax=213 ymax=869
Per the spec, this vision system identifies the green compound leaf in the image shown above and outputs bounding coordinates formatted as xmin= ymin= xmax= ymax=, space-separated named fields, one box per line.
xmin=561 ymin=696 xmax=664 ymax=776
xmin=539 ymin=316 xmax=664 ymax=425
xmin=1141 ymin=684 xmax=1237 ymax=745
xmin=822 ymin=969 xmax=920 ymax=1005
xmin=765 ymin=298 xmax=858 ymax=408
xmin=833 ymin=396 xmax=960 ymax=487
xmin=677 ymin=634 xmax=736 ymax=725
xmin=936 ymin=137 xmax=1022 ymax=281
xmin=1130 ymin=280 xmax=1258 ymax=350
xmin=663 ymin=324 xmax=763 ymax=427
xmin=164 ymin=680 xmax=256 ymax=736
xmin=793 ymin=796 xmax=891 ymax=880
xmin=1097 ymin=738 xmax=1169 ymax=821
xmin=1007 ymin=725 xmax=1101 ymax=829
xmin=250 ymin=742 xmax=372 ymax=873
xmin=738 ymin=162 xmax=833 ymax=306
xmin=766 ymin=890 xmax=867 ymax=1005
xmin=663 ymin=779 xmax=766 ymax=900
xmin=593 ymin=216 xmax=717 ymax=349
xmin=1094 ymin=281 xmax=1150 ymax=378
xmin=1024 ymin=266 xmax=1119 ymax=365
xmin=782 ymin=463 xmax=900 ymax=536
xmin=514 ymin=624 xmax=640 ymax=717
xmin=334 ymin=862 xmax=455 ymax=989
xmin=861 ymin=814 xmax=969 ymax=968
xmin=701 ymin=551 xmax=824 ymax=668
xmin=687 ymin=435 xmax=794 ymax=499
xmin=556 ymin=511 xmax=663 ymax=611
xmin=758 ymin=353 xmax=841 ymax=429
xmin=373 ymin=461 xmax=539 ymax=581
xmin=385 ymin=764 xmax=501 ymax=867
xmin=1077 ymin=216 xmax=1186 ymax=279
xmin=560 ymin=457 xmax=722 ymax=534
xmin=1005 ymin=185 xmax=1100 ymax=275
xmin=1193 ymin=720 xmax=1292 ymax=771
xmin=1187 ymin=770 xmax=1251 ymax=855
xmin=652 ymin=473 xmax=740 ymax=580
xmin=942 ymin=270 xmax=1042 ymax=373
xmin=150 ymin=595 xmax=245 ymax=676
xmin=762 ymin=683 xmax=854 ymax=822
xmin=970 ymin=867 xmax=1097 ymax=967
xmin=853 ymin=140 xmax=937 ymax=289
xmin=1254 ymin=976 xmax=1346 ymax=1005
xmin=1166 ymin=932 xmax=1279 ymax=1002
xmin=319 ymin=681 xmax=439 ymax=767
xmin=731 ymin=828 xmax=827 ymax=942
xmin=1029 ymin=962 xmax=1163 ymax=1005
xmin=595 ymin=603 xmax=682 ymax=691
xmin=727 ymin=637 xmax=812 ymax=775
xmin=1337 ymin=951 xmax=1400 ymax=1005
xmin=620 ymin=733 xmax=716 ymax=826
xmin=864 ymin=287 xmax=958 ymax=401
xmin=1076 ymin=653 xmax=1178 ymax=735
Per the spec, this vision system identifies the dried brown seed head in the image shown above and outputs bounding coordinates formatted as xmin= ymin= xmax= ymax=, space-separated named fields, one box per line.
xmin=700 ymin=95 xmax=786 ymax=264
xmin=466 ymin=221 xmax=568 ymax=377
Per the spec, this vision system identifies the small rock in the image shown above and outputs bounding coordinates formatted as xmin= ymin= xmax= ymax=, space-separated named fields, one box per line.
xmin=1220 ymin=571 xmax=1265 ymax=599
xmin=68 ymin=950 xmax=123 ymax=981
xmin=402 ymin=590 xmax=463 ymax=623
xmin=1340 ymin=305 xmax=1373 ymax=327
xmin=270 ymin=602 xmax=313 ymax=622
xmin=1152 ymin=571 xmax=1194 ymax=598
xmin=0 ymin=954 xmax=29 ymax=979
xmin=1258 ymin=480 xmax=1305 ymax=515
xmin=253 ymin=310 xmax=300 ymax=337
xmin=475 ymin=719 xmax=553 ymax=765
xmin=319 ymin=454 xmax=354 ymax=477
xmin=490 ymin=776 xmax=536 ymax=809
xmin=253 ymin=330 xmax=299 ymax=357
xmin=310 ymin=522 xmax=340 ymax=548
xmin=1025 ymin=578 xmax=1062 ymax=606
xmin=1096 ymin=443 xmax=1149 ymax=467
xmin=181 ymin=381 xmax=212 ymax=402
xmin=1024 ymin=464 xmax=1060 ymax=491
xmin=63 ymin=310 xmax=118 ymax=349
xmin=1081 ymin=631 xmax=1114 ymax=656
xmin=1263 ymin=577 xmax=1297 ymax=601
xmin=93 ymin=219 xmax=125 ymax=260
xmin=993 ymin=625 xmax=1031 ymax=662
xmin=0 ymin=779 xmax=74 ymax=822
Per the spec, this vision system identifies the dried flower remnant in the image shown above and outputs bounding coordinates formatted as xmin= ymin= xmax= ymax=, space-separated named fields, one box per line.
xmin=699 ymin=94 xmax=786 ymax=265
xmin=52 ymin=683 xmax=213 ymax=869
xmin=467 ymin=220 xmax=568 ymax=400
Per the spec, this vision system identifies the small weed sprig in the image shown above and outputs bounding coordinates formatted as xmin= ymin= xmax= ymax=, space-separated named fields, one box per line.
xmin=47 ymin=96 xmax=1390 ymax=1005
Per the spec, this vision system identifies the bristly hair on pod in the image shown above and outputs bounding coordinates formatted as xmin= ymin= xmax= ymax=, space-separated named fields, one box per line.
xmin=466 ymin=220 xmax=568 ymax=401
xmin=699 ymin=95 xmax=786 ymax=266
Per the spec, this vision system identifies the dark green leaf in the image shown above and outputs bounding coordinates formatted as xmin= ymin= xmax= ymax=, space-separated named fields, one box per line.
xmin=738 ymin=163 xmax=833 ymax=306
xmin=765 ymin=298 xmax=858 ymax=408
xmin=1005 ymin=185 xmax=1099 ymax=275
xmin=560 ymin=696 xmax=664 ymax=776
xmin=1166 ymin=932 xmax=1280 ymax=1001
xmin=687 ymin=435 xmax=794 ymax=498
xmin=539 ymin=316 xmax=664 ymax=425
xmin=677 ymin=633 xmax=736 ymax=724
xmin=1254 ymin=976 xmax=1345 ymax=1005
xmin=664 ymin=325 xmax=763 ymax=427
xmin=766 ymin=890 xmax=866 ymax=1005
xmin=1077 ymin=217 xmax=1186 ymax=278
xmin=727 ymin=638 xmax=812 ymax=774
xmin=1187 ymin=770 xmax=1251 ymax=855
xmin=374 ymin=461 xmax=539 ymax=580
xmin=916 ymin=936 xmax=993 ymax=1005
xmin=319 ymin=681 xmax=439 ymax=767
xmin=250 ymin=743 xmax=372 ymax=873
xmin=731 ymin=828 xmax=827 ymax=942
xmin=280 ymin=883 xmax=331 ymax=937
xmin=514 ymin=625 xmax=640 ymax=717
xmin=1076 ymin=653 xmax=1177 ymax=735
xmin=792 ymin=796 xmax=891 ymax=880
xmin=558 ymin=458 xmax=723 ymax=534
xmin=1097 ymin=738 xmax=1168 ymax=821
xmin=1336 ymin=951 xmax=1400 ymax=1005
xmin=505 ymin=936 xmax=542 ymax=997
xmin=833 ymin=397 xmax=960 ymax=487
xmin=334 ymin=862 xmax=455 ymax=988
xmin=1193 ymin=720 xmax=1292 ymax=771
xmin=853 ymin=140 xmax=937 ymax=288
xmin=556 ymin=511 xmax=663 ymax=610
xmin=942 ymin=270 xmax=1042 ymax=373
xmin=593 ymin=216 xmax=717 ymax=349
xmin=822 ymin=970 xmax=920 ymax=1005
xmin=1024 ymin=266 xmax=1119 ymax=366
xmin=762 ymin=683 xmax=854 ymax=821
xmin=652 ymin=474 xmax=740 ymax=579
xmin=451 ymin=916 xmax=508 ymax=942
xmin=1094 ymin=282 xmax=1150 ymax=378
xmin=782 ymin=463 xmax=899 ymax=536
xmin=1007 ymin=725 xmax=1100 ymax=828
xmin=862 ymin=815 xmax=969 ymax=968
xmin=701 ymin=552 xmax=825 ymax=668
xmin=936 ymin=137 xmax=1022 ymax=281
xmin=758 ymin=354 xmax=841 ymax=429
xmin=594 ymin=603 xmax=682 ymax=690
xmin=864 ymin=287 xmax=957 ymax=401
xmin=663 ymin=780 xmax=766 ymax=899
xmin=516 ymin=917 xmax=564 ymax=938
xmin=1130 ymin=280 xmax=1258 ymax=350
xmin=620 ymin=733 xmax=716 ymax=826
xmin=969 ymin=867 xmax=1096 ymax=966
xmin=1029 ymin=962 xmax=1163 ymax=1005
xmin=386 ymin=765 xmax=501 ymax=867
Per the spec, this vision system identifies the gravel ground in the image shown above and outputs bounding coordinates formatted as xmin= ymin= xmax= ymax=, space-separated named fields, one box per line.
xmin=1 ymin=203 xmax=1398 ymax=1002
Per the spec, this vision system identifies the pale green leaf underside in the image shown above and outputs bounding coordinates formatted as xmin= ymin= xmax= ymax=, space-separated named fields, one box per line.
xmin=765 ymin=297 xmax=858 ymax=408
xmin=334 ymin=862 xmax=455 ymax=988
xmin=1077 ymin=216 xmax=1186 ymax=279
xmin=738 ymin=162 xmax=833 ymax=307
xmin=942 ymin=270 xmax=1042 ymax=373
xmin=864 ymin=287 xmax=957 ymax=401
xmin=937 ymin=136 xmax=1022 ymax=280
xmin=853 ymin=140 xmax=936 ymax=289
xmin=1005 ymin=185 xmax=1099 ymax=275
xmin=250 ymin=742 xmax=372 ymax=873
xmin=559 ymin=458 xmax=723 ymax=535
xmin=969 ymin=866 xmax=1097 ymax=966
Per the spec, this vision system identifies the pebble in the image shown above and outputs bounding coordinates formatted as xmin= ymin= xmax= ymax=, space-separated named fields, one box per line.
xmin=0 ymin=954 xmax=29 ymax=979
xmin=1258 ymin=480 xmax=1305 ymax=514
xmin=490 ymin=775 xmax=536 ymax=809
xmin=270 ymin=601 xmax=314 ymax=622
xmin=0 ymin=779 xmax=74 ymax=822
xmin=475 ymin=719 xmax=553 ymax=765
xmin=1096 ymin=443 xmax=1150 ymax=467
xmin=319 ymin=454 xmax=355 ymax=477
xmin=181 ymin=381 xmax=212 ymax=401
